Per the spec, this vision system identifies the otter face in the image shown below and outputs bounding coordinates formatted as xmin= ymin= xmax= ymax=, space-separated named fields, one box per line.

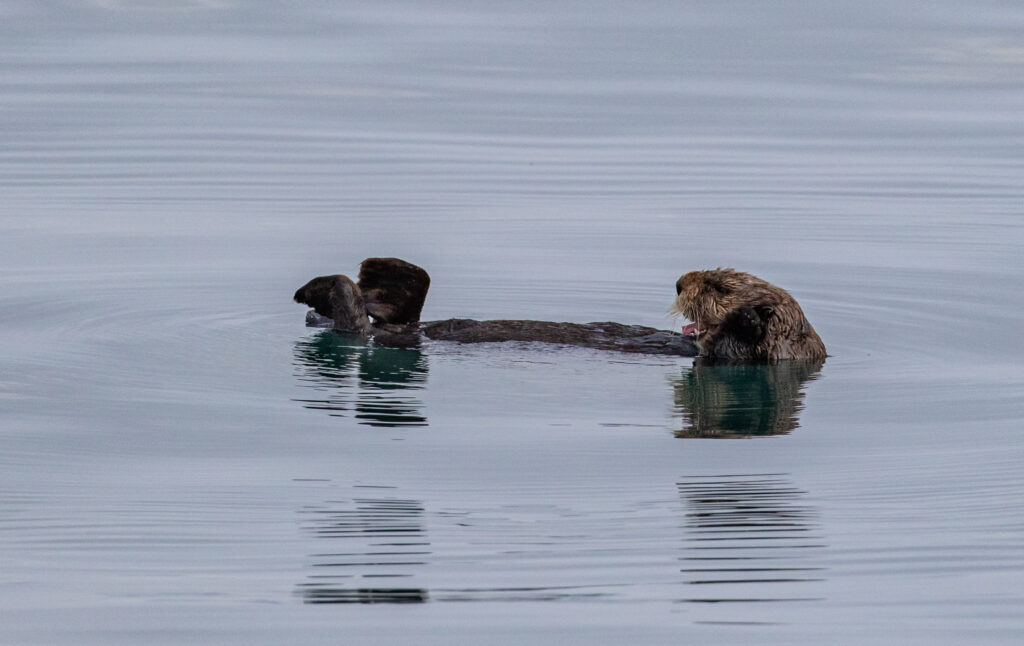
xmin=673 ymin=269 xmax=754 ymax=341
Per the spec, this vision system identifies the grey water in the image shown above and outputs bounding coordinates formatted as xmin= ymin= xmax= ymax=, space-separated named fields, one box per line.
xmin=2 ymin=1 xmax=1023 ymax=643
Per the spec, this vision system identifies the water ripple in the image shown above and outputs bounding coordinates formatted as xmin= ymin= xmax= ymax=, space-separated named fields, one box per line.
xmin=677 ymin=475 xmax=826 ymax=607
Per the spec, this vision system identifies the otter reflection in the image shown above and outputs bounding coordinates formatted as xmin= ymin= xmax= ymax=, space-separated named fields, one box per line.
xmin=297 ymin=493 xmax=430 ymax=604
xmin=293 ymin=331 xmax=428 ymax=428
xmin=672 ymin=359 xmax=823 ymax=438
xmin=677 ymin=474 xmax=826 ymax=605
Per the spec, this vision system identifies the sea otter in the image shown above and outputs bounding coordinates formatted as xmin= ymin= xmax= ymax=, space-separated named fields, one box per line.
xmin=295 ymin=259 xmax=824 ymax=361
xmin=672 ymin=268 xmax=826 ymax=361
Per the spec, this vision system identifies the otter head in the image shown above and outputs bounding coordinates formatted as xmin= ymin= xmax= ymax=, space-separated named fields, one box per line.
xmin=672 ymin=269 xmax=755 ymax=343
xmin=672 ymin=268 xmax=827 ymax=361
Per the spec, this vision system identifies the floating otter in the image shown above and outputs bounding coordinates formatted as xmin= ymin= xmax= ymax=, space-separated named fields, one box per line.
xmin=672 ymin=268 xmax=826 ymax=361
xmin=296 ymin=259 xmax=824 ymax=361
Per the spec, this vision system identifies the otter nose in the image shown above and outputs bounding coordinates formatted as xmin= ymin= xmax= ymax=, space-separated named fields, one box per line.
xmin=675 ymin=280 xmax=683 ymax=295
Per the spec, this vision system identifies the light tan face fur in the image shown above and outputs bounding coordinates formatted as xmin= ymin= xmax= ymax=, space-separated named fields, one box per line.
xmin=672 ymin=269 xmax=762 ymax=329
xmin=672 ymin=269 xmax=785 ymax=344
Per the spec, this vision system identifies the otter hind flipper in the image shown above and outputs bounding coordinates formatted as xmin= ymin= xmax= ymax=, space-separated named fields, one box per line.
xmin=357 ymin=258 xmax=431 ymax=325
xmin=294 ymin=275 xmax=344 ymax=320
xmin=293 ymin=274 xmax=371 ymax=335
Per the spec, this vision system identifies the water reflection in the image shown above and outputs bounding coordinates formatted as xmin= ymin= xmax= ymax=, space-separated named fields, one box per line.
xmin=677 ymin=474 xmax=826 ymax=606
xmin=293 ymin=331 xmax=428 ymax=428
xmin=671 ymin=359 xmax=824 ymax=438
xmin=297 ymin=492 xmax=431 ymax=604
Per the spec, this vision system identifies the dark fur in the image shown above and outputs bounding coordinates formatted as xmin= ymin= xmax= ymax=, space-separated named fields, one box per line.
xmin=421 ymin=318 xmax=697 ymax=355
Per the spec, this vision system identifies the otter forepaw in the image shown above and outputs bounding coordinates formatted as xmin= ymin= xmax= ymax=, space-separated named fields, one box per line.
xmin=720 ymin=305 xmax=768 ymax=346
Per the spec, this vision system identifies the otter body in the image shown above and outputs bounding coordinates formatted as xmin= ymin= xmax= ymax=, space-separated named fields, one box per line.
xmin=421 ymin=318 xmax=697 ymax=356
xmin=673 ymin=269 xmax=826 ymax=361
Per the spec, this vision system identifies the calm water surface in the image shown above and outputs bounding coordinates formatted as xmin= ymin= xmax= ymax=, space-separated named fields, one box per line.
xmin=2 ymin=2 xmax=1023 ymax=644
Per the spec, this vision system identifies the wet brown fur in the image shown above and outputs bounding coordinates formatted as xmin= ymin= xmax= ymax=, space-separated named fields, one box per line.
xmin=672 ymin=269 xmax=826 ymax=361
